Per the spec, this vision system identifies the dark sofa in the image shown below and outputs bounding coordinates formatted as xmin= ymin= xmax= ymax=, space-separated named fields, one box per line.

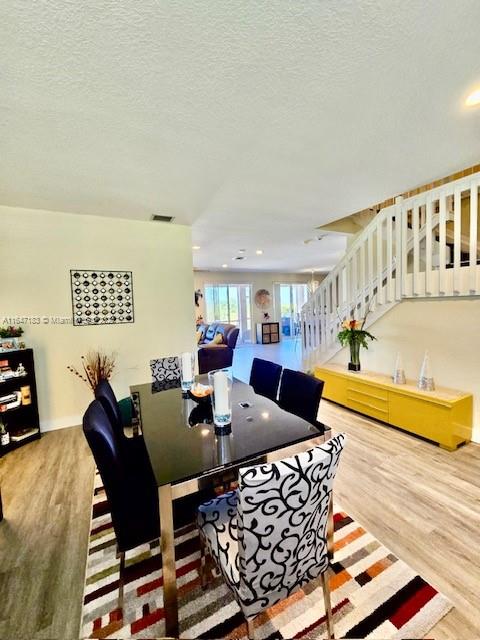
xmin=197 ymin=323 xmax=240 ymax=374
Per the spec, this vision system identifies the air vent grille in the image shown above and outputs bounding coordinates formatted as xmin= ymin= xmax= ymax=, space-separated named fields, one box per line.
xmin=233 ymin=256 xmax=245 ymax=261
xmin=151 ymin=214 xmax=174 ymax=223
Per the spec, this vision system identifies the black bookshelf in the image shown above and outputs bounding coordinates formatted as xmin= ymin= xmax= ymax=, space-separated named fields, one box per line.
xmin=0 ymin=348 xmax=41 ymax=455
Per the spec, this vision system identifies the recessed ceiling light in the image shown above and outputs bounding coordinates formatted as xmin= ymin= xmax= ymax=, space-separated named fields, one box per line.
xmin=256 ymin=249 xmax=263 ymax=255
xmin=222 ymin=263 xmax=228 ymax=268
xmin=303 ymin=235 xmax=325 ymax=244
xmin=466 ymin=88 xmax=480 ymax=107
xmin=192 ymin=245 xmax=201 ymax=250
xmin=238 ymin=249 xmax=246 ymax=253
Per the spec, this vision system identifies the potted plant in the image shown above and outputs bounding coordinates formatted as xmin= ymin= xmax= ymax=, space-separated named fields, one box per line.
xmin=0 ymin=326 xmax=24 ymax=350
xmin=337 ymin=311 xmax=376 ymax=372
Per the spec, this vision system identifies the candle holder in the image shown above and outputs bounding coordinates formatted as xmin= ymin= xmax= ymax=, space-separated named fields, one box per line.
xmin=215 ymin=433 xmax=233 ymax=464
xmin=208 ymin=368 xmax=233 ymax=429
xmin=180 ymin=351 xmax=195 ymax=391
xmin=214 ymin=423 xmax=232 ymax=436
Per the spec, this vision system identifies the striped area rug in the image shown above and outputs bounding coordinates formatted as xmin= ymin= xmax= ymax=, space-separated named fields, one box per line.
xmin=81 ymin=473 xmax=452 ymax=639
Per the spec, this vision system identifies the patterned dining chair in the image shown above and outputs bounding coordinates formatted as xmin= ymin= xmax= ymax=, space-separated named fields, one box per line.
xmin=249 ymin=357 xmax=282 ymax=402
xmin=197 ymin=433 xmax=346 ymax=640
xmin=149 ymin=356 xmax=181 ymax=384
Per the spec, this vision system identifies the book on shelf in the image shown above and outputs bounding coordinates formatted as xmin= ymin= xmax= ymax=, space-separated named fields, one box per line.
xmin=10 ymin=427 xmax=39 ymax=442
xmin=0 ymin=391 xmax=22 ymax=412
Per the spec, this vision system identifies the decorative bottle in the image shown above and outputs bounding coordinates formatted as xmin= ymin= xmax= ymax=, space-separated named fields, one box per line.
xmin=0 ymin=419 xmax=9 ymax=447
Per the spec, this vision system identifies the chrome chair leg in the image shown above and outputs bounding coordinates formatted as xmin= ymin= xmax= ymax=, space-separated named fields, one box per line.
xmin=117 ymin=550 xmax=125 ymax=614
xmin=320 ymin=571 xmax=334 ymax=640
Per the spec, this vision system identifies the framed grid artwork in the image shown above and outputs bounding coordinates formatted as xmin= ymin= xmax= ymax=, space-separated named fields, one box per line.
xmin=70 ymin=270 xmax=134 ymax=326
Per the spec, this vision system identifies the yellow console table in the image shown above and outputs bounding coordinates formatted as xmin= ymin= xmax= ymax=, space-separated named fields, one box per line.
xmin=315 ymin=364 xmax=473 ymax=450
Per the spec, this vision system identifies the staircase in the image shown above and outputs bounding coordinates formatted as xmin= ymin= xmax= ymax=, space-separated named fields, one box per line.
xmin=302 ymin=172 xmax=480 ymax=368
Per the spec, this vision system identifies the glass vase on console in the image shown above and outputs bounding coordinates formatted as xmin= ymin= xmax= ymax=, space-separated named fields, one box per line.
xmin=337 ymin=309 xmax=376 ymax=373
xmin=349 ymin=340 xmax=361 ymax=372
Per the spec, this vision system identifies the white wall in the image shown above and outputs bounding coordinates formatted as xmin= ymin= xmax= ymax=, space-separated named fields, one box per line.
xmin=1 ymin=206 xmax=195 ymax=430
xmin=328 ymin=297 xmax=480 ymax=442
xmin=193 ymin=270 xmax=322 ymax=327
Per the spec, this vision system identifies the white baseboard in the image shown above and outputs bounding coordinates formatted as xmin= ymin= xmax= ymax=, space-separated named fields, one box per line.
xmin=40 ymin=415 xmax=82 ymax=432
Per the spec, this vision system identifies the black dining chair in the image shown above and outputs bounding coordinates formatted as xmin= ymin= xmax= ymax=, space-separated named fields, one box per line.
xmin=95 ymin=379 xmax=140 ymax=438
xmin=95 ymin=379 xmax=123 ymax=437
xmin=249 ymin=358 xmax=282 ymax=402
xmin=82 ymin=400 xmax=160 ymax=611
xmin=278 ymin=368 xmax=325 ymax=427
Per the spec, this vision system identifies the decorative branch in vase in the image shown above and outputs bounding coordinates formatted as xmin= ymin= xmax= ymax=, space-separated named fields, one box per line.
xmin=337 ymin=306 xmax=376 ymax=372
xmin=67 ymin=350 xmax=116 ymax=393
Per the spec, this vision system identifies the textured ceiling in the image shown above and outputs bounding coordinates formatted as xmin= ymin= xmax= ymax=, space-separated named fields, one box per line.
xmin=2 ymin=0 xmax=480 ymax=272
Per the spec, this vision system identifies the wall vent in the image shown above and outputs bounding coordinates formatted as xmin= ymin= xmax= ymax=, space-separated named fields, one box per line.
xmin=151 ymin=214 xmax=175 ymax=223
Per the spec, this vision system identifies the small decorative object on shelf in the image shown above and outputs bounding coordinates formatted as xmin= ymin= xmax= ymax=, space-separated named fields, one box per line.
xmin=67 ymin=350 xmax=116 ymax=394
xmin=0 ymin=418 xmax=10 ymax=447
xmin=16 ymin=362 xmax=26 ymax=376
xmin=0 ymin=325 xmax=24 ymax=351
xmin=393 ymin=352 xmax=406 ymax=384
xmin=337 ymin=305 xmax=376 ymax=372
xmin=418 ymin=351 xmax=435 ymax=391
xmin=20 ymin=385 xmax=31 ymax=405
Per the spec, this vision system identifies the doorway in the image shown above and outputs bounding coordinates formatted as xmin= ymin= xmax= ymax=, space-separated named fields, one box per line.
xmin=275 ymin=283 xmax=309 ymax=338
xmin=204 ymin=284 xmax=253 ymax=343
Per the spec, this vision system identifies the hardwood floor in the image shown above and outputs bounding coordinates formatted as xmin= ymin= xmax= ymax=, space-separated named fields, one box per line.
xmin=0 ymin=427 xmax=94 ymax=639
xmin=318 ymin=402 xmax=480 ymax=640
xmin=233 ymin=338 xmax=302 ymax=383
xmin=0 ymin=401 xmax=479 ymax=638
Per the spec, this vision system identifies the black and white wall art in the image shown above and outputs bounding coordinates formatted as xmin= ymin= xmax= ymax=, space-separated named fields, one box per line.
xmin=70 ymin=270 xmax=134 ymax=326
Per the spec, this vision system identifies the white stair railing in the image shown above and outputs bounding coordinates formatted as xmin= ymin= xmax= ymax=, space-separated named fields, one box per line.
xmin=302 ymin=172 xmax=480 ymax=366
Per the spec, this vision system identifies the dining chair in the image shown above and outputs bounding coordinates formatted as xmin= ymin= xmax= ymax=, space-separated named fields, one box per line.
xmin=197 ymin=433 xmax=346 ymax=640
xmin=82 ymin=400 xmax=160 ymax=612
xmin=249 ymin=357 xmax=282 ymax=401
xmin=150 ymin=356 xmax=181 ymax=384
xmin=278 ymin=368 xmax=325 ymax=426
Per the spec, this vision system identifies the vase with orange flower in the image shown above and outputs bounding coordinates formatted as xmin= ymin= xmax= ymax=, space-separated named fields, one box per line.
xmin=337 ymin=314 xmax=376 ymax=372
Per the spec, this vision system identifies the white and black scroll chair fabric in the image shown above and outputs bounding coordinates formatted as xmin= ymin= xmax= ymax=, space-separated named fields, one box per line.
xmin=197 ymin=433 xmax=346 ymax=639
xmin=149 ymin=356 xmax=181 ymax=390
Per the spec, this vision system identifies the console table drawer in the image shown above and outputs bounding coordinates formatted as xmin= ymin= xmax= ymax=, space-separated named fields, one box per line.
xmin=347 ymin=387 xmax=389 ymax=412
xmin=347 ymin=394 xmax=389 ymax=422
xmin=348 ymin=381 xmax=388 ymax=402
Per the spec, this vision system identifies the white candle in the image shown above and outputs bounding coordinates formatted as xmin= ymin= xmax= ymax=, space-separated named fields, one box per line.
xmin=181 ymin=352 xmax=193 ymax=382
xmin=213 ymin=370 xmax=229 ymax=415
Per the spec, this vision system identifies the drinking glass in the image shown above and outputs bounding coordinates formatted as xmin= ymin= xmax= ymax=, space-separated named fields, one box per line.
xmin=180 ymin=351 xmax=195 ymax=391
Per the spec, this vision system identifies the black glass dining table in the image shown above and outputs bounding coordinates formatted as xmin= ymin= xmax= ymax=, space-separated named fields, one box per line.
xmin=130 ymin=376 xmax=330 ymax=637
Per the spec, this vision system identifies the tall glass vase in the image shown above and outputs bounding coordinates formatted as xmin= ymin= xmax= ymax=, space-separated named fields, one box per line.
xmin=348 ymin=340 xmax=361 ymax=372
